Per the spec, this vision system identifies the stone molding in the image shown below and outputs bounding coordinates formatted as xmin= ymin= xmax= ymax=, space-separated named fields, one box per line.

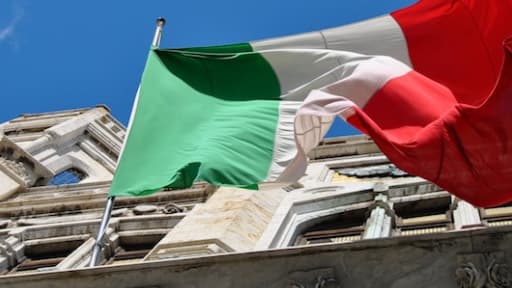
xmin=147 ymin=239 xmax=234 ymax=260
xmin=0 ymin=182 xmax=209 ymax=218
xmin=4 ymin=226 xmax=512 ymax=287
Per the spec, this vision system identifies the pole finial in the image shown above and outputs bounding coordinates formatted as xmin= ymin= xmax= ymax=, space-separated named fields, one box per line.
xmin=156 ymin=17 xmax=166 ymax=27
xmin=152 ymin=17 xmax=166 ymax=47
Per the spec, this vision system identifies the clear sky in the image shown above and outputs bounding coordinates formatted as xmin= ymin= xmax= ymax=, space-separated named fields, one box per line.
xmin=0 ymin=0 xmax=416 ymax=137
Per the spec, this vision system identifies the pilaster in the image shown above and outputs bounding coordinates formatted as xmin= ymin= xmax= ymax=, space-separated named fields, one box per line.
xmin=452 ymin=198 xmax=483 ymax=229
xmin=0 ymin=236 xmax=25 ymax=271
xmin=363 ymin=184 xmax=393 ymax=239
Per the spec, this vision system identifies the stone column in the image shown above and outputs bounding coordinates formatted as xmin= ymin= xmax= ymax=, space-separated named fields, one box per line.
xmin=145 ymin=186 xmax=286 ymax=260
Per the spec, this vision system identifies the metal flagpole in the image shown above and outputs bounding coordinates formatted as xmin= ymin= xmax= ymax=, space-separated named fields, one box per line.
xmin=152 ymin=17 xmax=166 ymax=47
xmin=88 ymin=196 xmax=115 ymax=267
xmin=88 ymin=17 xmax=166 ymax=268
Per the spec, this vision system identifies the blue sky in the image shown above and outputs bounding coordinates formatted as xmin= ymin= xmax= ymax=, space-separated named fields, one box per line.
xmin=0 ymin=0 xmax=416 ymax=137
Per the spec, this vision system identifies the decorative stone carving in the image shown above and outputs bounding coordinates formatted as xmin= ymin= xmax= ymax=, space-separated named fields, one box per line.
xmin=0 ymin=156 xmax=28 ymax=179
xmin=455 ymin=262 xmax=486 ymax=288
xmin=133 ymin=205 xmax=158 ymax=215
xmin=367 ymin=192 xmax=393 ymax=215
xmin=0 ymin=220 xmax=9 ymax=229
xmin=111 ymin=208 xmax=129 ymax=217
xmin=0 ymin=155 xmax=35 ymax=185
xmin=0 ymin=236 xmax=26 ymax=268
xmin=162 ymin=202 xmax=185 ymax=214
xmin=0 ymin=136 xmax=53 ymax=188
xmin=456 ymin=254 xmax=512 ymax=288
xmin=286 ymin=268 xmax=340 ymax=288
xmin=487 ymin=260 xmax=512 ymax=288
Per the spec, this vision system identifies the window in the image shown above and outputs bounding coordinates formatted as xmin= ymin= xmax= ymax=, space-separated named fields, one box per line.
xmin=48 ymin=168 xmax=86 ymax=185
xmin=480 ymin=202 xmax=512 ymax=227
xmin=394 ymin=196 xmax=453 ymax=236
xmin=104 ymin=234 xmax=165 ymax=265
xmin=293 ymin=209 xmax=367 ymax=246
xmin=100 ymin=116 xmax=110 ymax=124
xmin=11 ymin=237 xmax=86 ymax=273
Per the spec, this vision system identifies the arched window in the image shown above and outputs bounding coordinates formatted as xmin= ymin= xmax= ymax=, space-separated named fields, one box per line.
xmin=48 ymin=168 xmax=86 ymax=185
xmin=293 ymin=208 xmax=367 ymax=246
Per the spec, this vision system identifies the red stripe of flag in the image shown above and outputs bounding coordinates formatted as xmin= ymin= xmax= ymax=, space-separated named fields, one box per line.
xmin=347 ymin=0 xmax=512 ymax=207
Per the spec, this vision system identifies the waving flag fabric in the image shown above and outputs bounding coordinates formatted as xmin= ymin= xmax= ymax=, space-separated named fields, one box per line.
xmin=111 ymin=0 xmax=512 ymax=207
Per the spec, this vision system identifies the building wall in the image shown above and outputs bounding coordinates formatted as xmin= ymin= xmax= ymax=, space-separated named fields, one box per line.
xmin=0 ymin=107 xmax=510 ymax=287
xmin=0 ymin=107 xmax=213 ymax=273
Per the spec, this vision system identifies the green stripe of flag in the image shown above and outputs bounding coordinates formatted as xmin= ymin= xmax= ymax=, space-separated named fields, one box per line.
xmin=109 ymin=45 xmax=281 ymax=196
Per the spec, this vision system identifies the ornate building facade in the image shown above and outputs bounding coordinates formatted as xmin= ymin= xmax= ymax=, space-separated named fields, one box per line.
xmin=0 ymin=107 xmax=510 ymax=287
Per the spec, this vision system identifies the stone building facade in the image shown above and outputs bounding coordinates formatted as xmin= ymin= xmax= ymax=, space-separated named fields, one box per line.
xmin=0 ymin=107 xmax=510 ymax=287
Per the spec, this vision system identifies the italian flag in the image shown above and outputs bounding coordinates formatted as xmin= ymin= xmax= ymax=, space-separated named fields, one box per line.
xmin=110 ymin=0 xmax=512 ymax=207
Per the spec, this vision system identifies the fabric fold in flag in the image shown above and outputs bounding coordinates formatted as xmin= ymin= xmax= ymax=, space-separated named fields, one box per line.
xmin=110 ymin=0 xmax=512 ymax=207
xmin=299 ymin=40 xmax=512 ymax=208
xmin=110 ymin=48 xmax=378 ymax=196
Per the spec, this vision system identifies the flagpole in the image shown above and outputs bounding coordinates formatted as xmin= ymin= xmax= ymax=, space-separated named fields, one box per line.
xmin=88 ymin=17 xmax=166 ymax=268
xmin=88 ymin=196 xmax=115 ymax=267
xmin=152 ymin=17 xmax=166 ymax=47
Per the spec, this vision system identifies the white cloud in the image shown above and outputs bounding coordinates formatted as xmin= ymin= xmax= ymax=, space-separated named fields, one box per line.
xmin=0 ymin=24 xmax=15 ymax=40
xmin=0 ymin=3 xmax=24 ymax=41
